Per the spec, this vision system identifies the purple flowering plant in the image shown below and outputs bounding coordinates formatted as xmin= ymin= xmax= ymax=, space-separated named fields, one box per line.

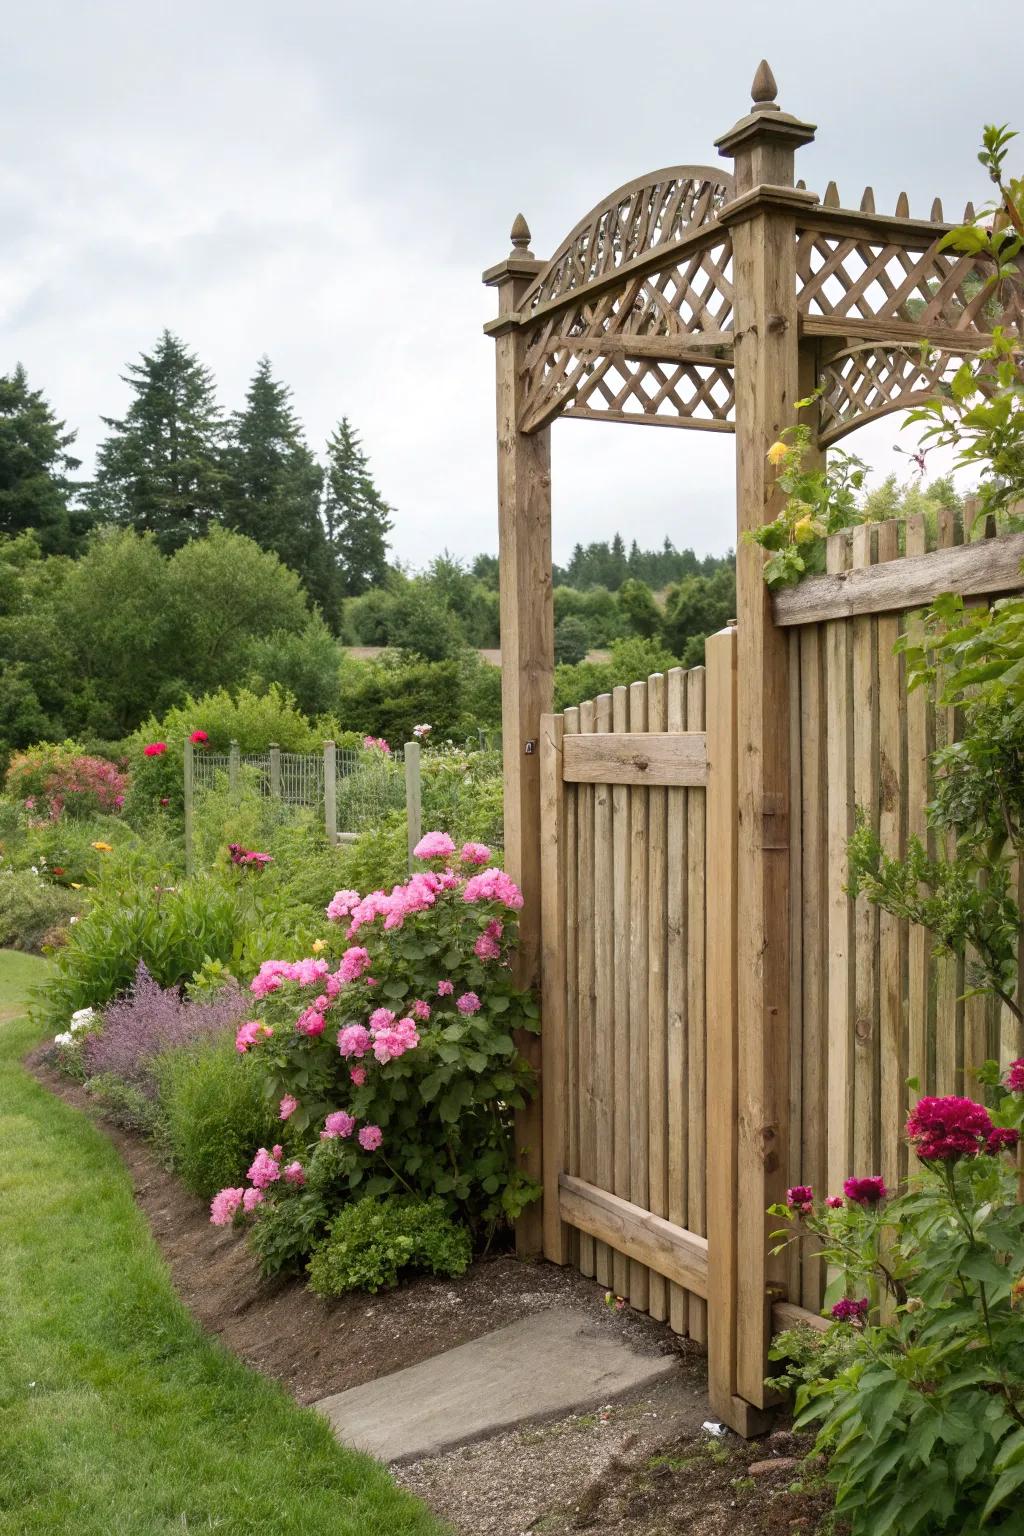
xmin=83 ymin=961 xmax=247 ymax=1091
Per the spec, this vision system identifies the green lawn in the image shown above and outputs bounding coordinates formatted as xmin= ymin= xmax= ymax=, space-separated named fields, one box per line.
xmin=0 ymin=951 xmax=448 ymax=1536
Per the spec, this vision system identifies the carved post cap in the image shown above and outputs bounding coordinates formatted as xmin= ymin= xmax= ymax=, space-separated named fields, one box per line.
xmin=714 ymin=62 xmax=816 ymax=194
xmin=510 ymin=213 xmax=533 ymax=256
xmin=750 ymin=59 xmax=780 ymax=111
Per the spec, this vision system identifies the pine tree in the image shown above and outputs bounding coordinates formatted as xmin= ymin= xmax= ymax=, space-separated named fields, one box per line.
xmin=321 ymin=417 xmax=392 ymax=596
xmin=0 ymin=365 xmax=86 ymax=554
xmin=224 ymin=358 xmax=334 ymax=614
xmin=88 ymin=331 xmax=226 ymax=551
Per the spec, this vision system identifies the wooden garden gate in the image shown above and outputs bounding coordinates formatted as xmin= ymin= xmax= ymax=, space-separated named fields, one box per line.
xmin=484 ymin=61 xmax=1024 ymax=1433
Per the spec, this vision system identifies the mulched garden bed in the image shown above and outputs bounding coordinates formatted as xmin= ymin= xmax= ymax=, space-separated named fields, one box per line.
xmin=30 ymin=1043 xmax=838 ymax=1534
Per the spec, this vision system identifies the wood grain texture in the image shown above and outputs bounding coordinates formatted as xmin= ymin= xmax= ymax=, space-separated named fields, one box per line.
xmin=685 ymin=667 xmax=708 ymax=1346
xmin=904 ymin=517 xmax=932 ymax=1099
xmin=875 ymin=521 xmax=906 ymax=1192
xmin=826 ymin=533 xmax=854 ymax=1195
xmin=611 ymin=685 xmax=632 ymax=1299
xmin=646 ymin=674 xmax=669 ymax=1322
xmin=628 ymin=679 xmax=651 ymax=1311
xmin=539 ymin=714 xmax=570 ymax=1264
xmin=562 ymin=731 xmax=707 ymax=785
xmin=772 ymin=531 xmax=1024 ymax=626
xmin=593 ymin=693 xmax=615 ymax=1288
xmin=665 ymin=668 xmax=689 ymax=1335
xmin=559 ymin=1176 xmax=708 ymax=1299
xmin=576 ymin=699 xmax=597 ymax=1278
xmin=851 ymin=525 xmax=879 ymax=1180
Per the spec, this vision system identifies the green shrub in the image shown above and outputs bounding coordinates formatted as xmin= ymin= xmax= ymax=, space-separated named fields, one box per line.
xmin=306 ymin=1196 xmax=472 ymax=1296
xmin=337 ymin=812 xmax=410 ymax=893
xmin=154 ymin=1036 xmax=279 ymax=1199
xmin=0 ymin=867 xmax=81 ymax=951
xmin=248 ymin=1188 xmax=332 ymax=1278
xmin=137 ymin=684 xmax=327 ymax=756
xmin=85 ymin=1072 xmax=163 ymax=1137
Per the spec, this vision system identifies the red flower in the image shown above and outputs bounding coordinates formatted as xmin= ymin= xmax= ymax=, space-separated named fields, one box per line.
xmin=905 ymin=1096 xmax=993 ymax=1163
xmin=51 ymin=866 xmax=65 ymax=877
xmin=986 ymin=1127 xmax=1019 ymax=1156
xmin=831 ymin=1297 xmax=869 ymax=1324
xmin=843 ymin=1176 xmax=888 ymax=1207
xmin=1005 ymin=1059 xmax=1024 ymax=1094
xmin=786 ymin=1185 xmax=814 ymax=1216
xmin=143 ymin=742 xmax=167 ymax=757
xmin=190 ymin=730 xmax=209 ymax=745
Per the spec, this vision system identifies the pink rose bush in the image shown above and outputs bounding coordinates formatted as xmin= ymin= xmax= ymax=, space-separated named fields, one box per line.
xmin=209 ymin=833 xmax=540 ymax=1272
xmin=5 ymin=743 xmax=128 ymax=823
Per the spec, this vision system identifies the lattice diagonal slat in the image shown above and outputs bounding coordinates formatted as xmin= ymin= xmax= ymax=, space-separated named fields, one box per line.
xmin=518 ymin=234 xmax=734 ymax=433
xmin=520 ymin=167 xmax=734 ymax=313
xmin=563 ymin=356 xmax=735 ymax=430
xmin=816 ymin=345 xmax=957 ymax=445
xmin=796 ymin=229 xmax=1024 ymax=336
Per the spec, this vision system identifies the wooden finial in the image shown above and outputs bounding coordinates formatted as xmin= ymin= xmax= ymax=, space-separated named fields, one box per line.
xmin=931 ymin=196 xmax=944 ymax=222
xmin=509 ymin=213 xmax=533 ymax=256
xmin=751 ymin=59 xmax=780 ymax=110
xmin=895 ymin=191 xmax=909 ymax=217
xmin=824 ymin=180 xmax=839 ymax=207
xmin=963 ymin=199 xmax=976 ymax=221
xmin=860 ymin=186 xmax=875 ymax=213
xmin=795 ymin=178 xmax=806 ymax=190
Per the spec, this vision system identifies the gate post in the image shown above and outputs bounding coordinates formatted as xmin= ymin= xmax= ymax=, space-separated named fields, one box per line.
xmin=484 ymin=217 xmax=552 ymax=1257
xmin=715 ymin=63 xmax=817 ymax=1413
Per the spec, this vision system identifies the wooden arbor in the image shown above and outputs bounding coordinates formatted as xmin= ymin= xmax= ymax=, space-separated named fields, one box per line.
xmin=484 ymin=62 xmax=1024 ymax=1429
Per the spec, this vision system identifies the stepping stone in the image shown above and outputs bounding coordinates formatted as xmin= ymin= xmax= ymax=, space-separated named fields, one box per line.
xmin=315 ymin=1306 xmax=676 ymax=1463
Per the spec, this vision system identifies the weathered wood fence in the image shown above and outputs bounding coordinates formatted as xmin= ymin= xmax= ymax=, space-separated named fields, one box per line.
xmin=538 ymin=521 xmax=1024 ymax=1432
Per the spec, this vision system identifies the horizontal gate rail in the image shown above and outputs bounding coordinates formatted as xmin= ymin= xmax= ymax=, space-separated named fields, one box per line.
xmin=558 ymin=1174 xmax=709 ymax=1297
xmin=562 ymin=730 xmax=708 ymax=786
xmin=772 ymin=527 xmax=1024 ymax=626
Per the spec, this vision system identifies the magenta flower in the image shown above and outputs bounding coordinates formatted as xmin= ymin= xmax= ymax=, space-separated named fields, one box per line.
xmin=413 ymin=830 xmax=456 ymax=860
xmin=411 ymin=999 xmax=431 ymax=1021
xmin=906 ymin=1096 xmax=994 ymax=1162
xmin=235 ymin=1020 xmax=272 ymax=1054
xmin=210 ymin=1187 xmax=244 ymax=1226
xmin=279 ymin=1094 xmax=298 ymax=1120
xmin=358 ymin=1124 xmax=383 ymax=1151
xmin=190 ymin=730 xmax=209 ymax=744
xmin=349 ymin=1066 xmax=366 ymax=1087
xmin=826 ymin=1195 xmax=844 ymax=1209
xmin=456 ymin=991 xmax=482 ymax=1015
xmin=831 ymin=1297 xmax=869 ymax=1324
xmin=143 ymin=741 xmax=167 ymax=757
xmin=338 ymin=1024 xmax=371 ymax=1059
xmin=295 ymin=1007 xmax=326 ymax=1037
xmin=786 ymin=1185 xmax=814 ymax=1216
xmin=437 ymin=979 xmax=454 ymax=997
xmin=460 ymin=841 xmax=492 ymax=865
xmin=1005 ymin=1059 xmax=1024 ymax=1094
xmin=843 ymin=1176 xmax=888 ymax=1207
xmin=987 ymin=1127 xmax=1019 ymax=1155
xmin=474 ymin=932 xmax=501 ymax=961
xmin=322 ymin=1110 xmax=356 ymax=1140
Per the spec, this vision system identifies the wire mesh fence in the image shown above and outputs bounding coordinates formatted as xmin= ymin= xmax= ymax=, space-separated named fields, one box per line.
xmin=185 ymin=740 xmax=416 ymax=872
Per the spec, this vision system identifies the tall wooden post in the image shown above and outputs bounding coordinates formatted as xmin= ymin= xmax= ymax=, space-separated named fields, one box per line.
xmin=715 ymin=62 xmax=817 ymax=1413
xmin=484 ymin=216 xmax=552 ymax=1256
xmin=404 ymin=741 xmax=422 ymax=873
xmin=183 ymin=738 xmax=195 ymax=877
xmin=269 ymin=742 xmax=282 ymax=801
xmin=228 ymin=739 xmax=240 ymax=795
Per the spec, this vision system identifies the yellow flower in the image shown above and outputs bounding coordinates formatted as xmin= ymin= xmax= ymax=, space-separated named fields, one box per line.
xmin=311 ymin=938 xmax=327 ymax=954
xmin=70 ymin=882 xmax=83 ymax=890
xmin=766 ymin=439 xmax=789 ymax=466
xmin=91 ymin=841 xmax=113 ymax=852
xmin=793 ymin=515 xmax=817 ymax=545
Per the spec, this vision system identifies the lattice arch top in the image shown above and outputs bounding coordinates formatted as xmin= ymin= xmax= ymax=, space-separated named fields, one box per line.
xmin=518 ymin=166 xmax=734 ymax=314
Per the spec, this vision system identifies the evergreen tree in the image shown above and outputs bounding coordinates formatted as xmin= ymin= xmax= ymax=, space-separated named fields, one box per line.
xmin=88 ymin=331 xmax=225 ymax=551
xmin=224 ymin=358 xmax=334 ymax=616
xmin=0 ymin=365 xmax=86 ymax=554
xmin=321 ymin=417 xmax=392 ymax=597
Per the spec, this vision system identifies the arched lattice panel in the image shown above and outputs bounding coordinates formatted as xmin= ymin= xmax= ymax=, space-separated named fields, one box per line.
xmin=519 ymin=228 xmax=734 ymax=433
xmin=796 ymin=226 xmax=1024 ymax=337
xmin=816 ymin=344 xmax=957 ymax=446
xmin=519 ymin=165 xmax=734 ymax=315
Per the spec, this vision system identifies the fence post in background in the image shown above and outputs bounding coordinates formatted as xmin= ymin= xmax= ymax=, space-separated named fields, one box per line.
xmin=183 ymin=738 xmax=195 ymax=878
xmin=269 ymin=742 xmax=281 ymax=801
xmin=228 ymin=739 xmax=240 ymax=796
xmin=539 ymin=713 xmax=570 ymax=1265
xmin=324 ymin=740 xmax=337 ymax=846
xmin=404 ymin=741 xmax=422 ymax=872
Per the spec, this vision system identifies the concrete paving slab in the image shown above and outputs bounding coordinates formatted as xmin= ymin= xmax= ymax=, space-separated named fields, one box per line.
xmin=315 ymin=1306 xmax=677 ymax=1463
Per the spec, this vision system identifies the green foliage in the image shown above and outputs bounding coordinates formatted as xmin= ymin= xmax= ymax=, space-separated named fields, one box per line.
xmin=662 ymin=565 xmax=736 ymax=664
xmin=553 ymin=614 xmax=591 ymax=665
xmin=767 ymin=1323 xmax=857 ymax=1399
xmin=746 ymin=421 xmax=870 ymax=588
xmin=139 ymin=682 xmax=323 ymax=756
xmin=616 ymin=577 xmax=663 ymax=640
xmin=87 ymin=330 xmax=226 ymax=551
xmin=4 ymin=740 xmax=127 ymax=820
xmin=554 ymin=635 xmax=681 ymax=711
xmin=774 ymin=1131 xmax=1024 ymax=1534
xmin=0 ymin=866 xmax=81 ymax=951
xmin=0 ymin=363 xmax=87 ymax=554
xmin=154 ymin=1035 xmax=280 ymax=1199
xmin=338 ymin=652 xmax=467 ymax=741
xmin=244 ymin=614 xmax=346 ymax=718
xmin=322 ymin=417 xmax=393 ymax=601
xmin=553 ymin=584 xmax=624 ymax=645
xmin=85 ymin=1071 xmax=162 ymax=1136
xmin=306 ymin=1196 xmax=472 ymax=1296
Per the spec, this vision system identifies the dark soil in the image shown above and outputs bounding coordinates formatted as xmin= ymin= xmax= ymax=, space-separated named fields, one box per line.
xmin=29 ymin=1044 xmax=838 ymax=1534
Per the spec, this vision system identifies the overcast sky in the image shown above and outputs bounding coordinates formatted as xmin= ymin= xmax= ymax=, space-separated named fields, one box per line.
xmin=2 ymin=1 xmax=1019 ymax=567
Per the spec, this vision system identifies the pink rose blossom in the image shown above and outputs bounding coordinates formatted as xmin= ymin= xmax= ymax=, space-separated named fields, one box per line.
xmin=210 ymin=1187 xmax=244 ymax=1225
xmin=826 ymin=1195 xmax=844 ymax=1209
xmin=369 ymin=1007 xmax=397 ymax=1030
xmin=283 ymin=1161 xmax=306 ymax=1186
xmin=786 ymin=1185 xmax=814 ymax=1216
xmin=437 ymin=979 xmax=454 ymax=996
xmin=372 ymin=1016 xmax=420 ymax=1064
xmin=295 ymin=1007 xmax=326 ymax=1037
xmin=1005 ymin=1059 xmax=1024 ymax=1094
xmin=462 ymin=868 xmax=524 ymax=910
xmin=843 ymin=1176 xmax=888 ymax=1207
xmin=327 ymin=889 xmax=361 ymax=922
xmin=338 ymin=1023 xmax=371 ymax=1058
xmin=242 ymin=1187 xmax=264 ymax=1213
xmin=279 ymin=1094 xmax=298 ymax=1120
xmin=349 ymin=1066 xmax=367 ymax=1087
xmin=831 ymin=1297 xmax=869 ymax=1324
xmin=358 ymin=1124 xmax=383 ymax=1151
xmin=411 ymin=999 xmax=431 ymax=1021
xmin=338 ymin=945 xmax=372 ymax=982
xmin=413 ymin=831 xmax=456 ymax=860
xmin=906 ymin=1096 xmax=994 ymax=1162
xmin=247 ymin=1147 xmax=281 ymax=1189
xmin=474 ymin=933 xmax=501 ymax=961
xmin=322 ymin=1110 xmax=356 ymax=1140
xmin=235 ymin=1020 xmax=272 ymax=1053
xmin=457 ymin=991 xmax=482 ymax=1015
xmin=460 ymin=841 xmax=492 ymax=865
